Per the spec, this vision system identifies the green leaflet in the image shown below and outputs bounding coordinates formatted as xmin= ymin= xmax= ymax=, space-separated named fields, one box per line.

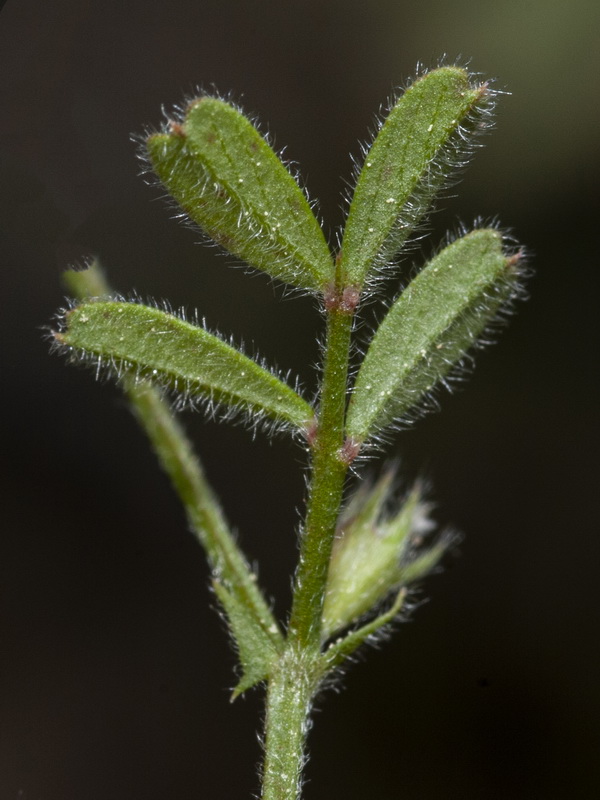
xmin=146 ymin=97 xmax=334 ymax=292
xmin=57 ymin=300 xmax=314 ymax=434
xmin=213 ymin=580 xmax=281 ymax=699
xmin=346 ymin=229 xmax=521 ymax=442
xmin=340 ymin=67 xmax=490 ymax=289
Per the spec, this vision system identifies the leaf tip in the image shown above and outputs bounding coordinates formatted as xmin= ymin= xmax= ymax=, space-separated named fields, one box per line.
xmin=505 ymin=246 xmax=527 ymax=272
xmin=229 ymin=683 xmax=247 ymax=703
xmin=474 ymin=79 xmax=491 ymax=99
xmin=168 ymin=120 xmax=187 ymax=138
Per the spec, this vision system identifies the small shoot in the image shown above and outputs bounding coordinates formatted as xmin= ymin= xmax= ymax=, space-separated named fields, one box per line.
xmin=49 ymin=65 xmax=529 ymax=800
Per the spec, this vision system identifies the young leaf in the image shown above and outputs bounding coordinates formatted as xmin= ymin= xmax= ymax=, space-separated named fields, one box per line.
xmin=345 ymin=228 xmax=524 ymax=443
xmin=340 ymin=66 xmax=492 ymax=289
xmin=55 ymin=300 xmax=314 ymax=434
xmin=146 ymin=97 xmax=334 ymax=292
xmin=213 ymin=580 xmax=281 ymax=699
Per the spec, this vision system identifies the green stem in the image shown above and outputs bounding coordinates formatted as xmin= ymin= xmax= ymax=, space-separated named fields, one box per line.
xmin=288 ymin=303 xmax=354 ymax=650
xmin=261 ymin=297 xmax=354 ymax=798
xmin=261 ymin=647 xmax=318 ymax=800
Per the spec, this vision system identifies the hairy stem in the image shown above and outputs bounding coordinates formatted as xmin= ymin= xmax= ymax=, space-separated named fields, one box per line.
xmin=260 ymin=296 xmax=354 ymax=798
xmin=288 ymin=304 xmax=354 ymax=650
xmin=261 ymin=647 xmax=318 ymax=800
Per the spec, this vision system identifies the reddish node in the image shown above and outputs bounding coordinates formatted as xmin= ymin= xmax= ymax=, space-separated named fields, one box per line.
xmin=340 ymin=286 xmax=360 ymax=313
xmin=323 ymin=282 xmax=338 ymax=312
xmin=338 ymin=437 xmax=361 ymax=465
xmin=323 ymin=282 xmax=361 ymax=314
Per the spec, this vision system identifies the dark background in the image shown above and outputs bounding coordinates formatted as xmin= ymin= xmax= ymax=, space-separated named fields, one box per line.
xmin=1 ymin=1 xmax=599 ymax=797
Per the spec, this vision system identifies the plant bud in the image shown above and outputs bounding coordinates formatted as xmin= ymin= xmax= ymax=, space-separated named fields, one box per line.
xmin=322 ymin=473 xmax=443 ymax=638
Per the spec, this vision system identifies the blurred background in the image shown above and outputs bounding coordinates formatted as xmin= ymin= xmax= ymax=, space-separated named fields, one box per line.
xmin=1 ymin=0 xmax=599 ymax=797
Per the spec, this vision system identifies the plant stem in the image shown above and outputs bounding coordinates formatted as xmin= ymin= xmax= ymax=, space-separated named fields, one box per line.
xmin=261 ymin=646 xmax=318 ymax=800
xmin=261 ymin=298 xmax=354 ymax=798
xmin=288 ymin=304 xmax=354 ymax=650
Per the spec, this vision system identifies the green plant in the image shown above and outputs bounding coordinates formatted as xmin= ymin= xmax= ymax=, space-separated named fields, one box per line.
xmin=50 ymin=64 xmax=526 ymax=799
